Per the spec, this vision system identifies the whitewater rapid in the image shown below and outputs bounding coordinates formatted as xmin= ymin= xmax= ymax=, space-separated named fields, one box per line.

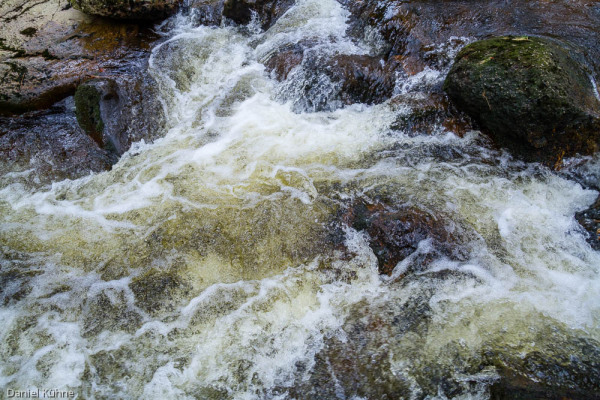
xmin=1 ymin=0 xmax=599 ymax=398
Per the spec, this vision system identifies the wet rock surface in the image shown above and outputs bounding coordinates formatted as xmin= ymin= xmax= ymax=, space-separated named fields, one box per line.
xmin=334 ymin=0 xmax=600 ymax=163
xmin=322 ymin=54 xmax=399 ymax=106
xmin=338 ymin=0 xmax=600 ymax=81
xmin=0 ymin=0 xmax=167 ymax=185
xmin=74 ymin=75 xmax=166 ymax=157
xmin=292 ymin=294 xmax=600 ymax=400
xmin=557 ymin=157 xmax=600 ymax=250
xmin=70 ymin=0 xmax=180 ymax=20
xmin=444 ymin=36 xmax=600 ymax=164
xmin=187 ymin=0 xmax=225 ymax=26
xmin=264 ymin=45 xmax=404 ymax=112
xmin=0 ymin=73 xmax=165 ymax=188
xmin=222 ymin=0 xmax=295 ymax=30
xmin=263 ymin=43 xmax=305 ymax=81
xmin=389 ymin=93 xmax=471 ymax=137
xmin=0 ymin=1 xmax=159 ymax=113
xmin=82 ymin=291 xmax=143 ymax=337
xmin=130 ymin=268 xmax=192 ymax=315
xmin=487 ymin=336 xmax=600 ymax=400
xmin=344 ymin=200 xmax=471 ymax=276
xmin=0 ymin=99 xmax=116 ymax=186
xmin=576 ymin=195 xmax=600 ymax=251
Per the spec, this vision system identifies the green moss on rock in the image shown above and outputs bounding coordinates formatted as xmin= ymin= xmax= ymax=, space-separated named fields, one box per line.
xmin=444 ymin=36 xmax=600 ymax=164
xmin=74 ymin=83 xmax=104 ymax=146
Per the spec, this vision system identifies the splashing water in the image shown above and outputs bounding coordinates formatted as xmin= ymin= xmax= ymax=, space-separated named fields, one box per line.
xmin=1 ymin=0 xmax=599 ymax=398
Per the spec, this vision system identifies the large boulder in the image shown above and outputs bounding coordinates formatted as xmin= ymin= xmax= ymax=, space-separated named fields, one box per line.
xmin=338 ymin=0 xmax=600 ymax=80
xmin=0 ymin=0 xmax=159 ymax=114
xmin=0 ymin=0 xmax=167 ymax=186
xmin=69 ymin=0 xmax=180 ymax=20
xmin=444 ymin=36 xmax=600 ymax=164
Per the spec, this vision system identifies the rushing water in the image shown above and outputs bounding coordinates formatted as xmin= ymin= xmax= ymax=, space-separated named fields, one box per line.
xmin=1 ymin=1 xmax=600 ymax=398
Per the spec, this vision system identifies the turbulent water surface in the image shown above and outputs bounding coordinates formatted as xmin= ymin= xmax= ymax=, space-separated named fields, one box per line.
xmin=1 ymin=1 xmax=600 ymax=398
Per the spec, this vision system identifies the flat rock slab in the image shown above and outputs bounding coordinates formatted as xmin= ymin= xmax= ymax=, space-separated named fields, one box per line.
xmin=0 ymin=0 xmax=158 ymax=113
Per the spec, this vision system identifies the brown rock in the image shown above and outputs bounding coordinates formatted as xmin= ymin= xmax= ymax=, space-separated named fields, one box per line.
xmin=0 ymin=0 xmax=159 ymax=114
xmin=344 ymin=200 xmax=469 ymax=276
xmin=70 ymin=0 xmax=180 ymax=20
xmin=187 ymin=0 xmax=226 ymax=26
xmin=263 ymin=43 xmax=304 ymax=80
xmin=576 ymin=195 xmax=600 ymax=251
xmin=324 ymin=54 xmax=399 ymax=106
xmin=73 ymin=75 xmax=166 ymax=156
xmin=339 ymin=0 xmax=600 ymax=81
xmin=0 ymin=100 xmax=116 ymax=187
xmin=0 ymin=0 xmax=166 ymax=185
xmin=223 ymin=0 xmax=295 ymax=30
xmin=390 ymin=93 xmax=471 ymax=137
xmin=264 ymin=48 xmax=400 ymax=110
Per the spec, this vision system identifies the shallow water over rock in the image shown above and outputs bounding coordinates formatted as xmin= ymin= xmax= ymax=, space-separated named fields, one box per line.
xmin=1 ymin=1 xmax=599 ymax=399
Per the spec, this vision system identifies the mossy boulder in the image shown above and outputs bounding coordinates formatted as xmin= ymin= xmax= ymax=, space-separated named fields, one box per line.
xmin=444 ymin=36 xmax=600 ymax=164
xmin=69 ymin=0 xmax=180 ymax=20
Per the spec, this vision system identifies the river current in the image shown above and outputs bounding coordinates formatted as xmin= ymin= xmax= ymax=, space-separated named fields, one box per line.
xmin=1 ymin=1 xmax=599 ymax=398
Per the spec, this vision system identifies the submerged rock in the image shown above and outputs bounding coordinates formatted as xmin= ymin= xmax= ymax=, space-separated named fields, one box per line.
xmin=82 ymin=291 xmax=143 ymax=337
xmin=70 ymin=0 xmax=180 ymax=20
xmin=130 ymin=269 xmax=191 ymax=315
xmin=576 ymin=196 xmax=600 ymax=251
xmin=222 ymin=0 xmax=295 ymax=30
xmin=292 ymin=294 xmax=600 ymax=399
xmin=344 ymin=200 xmax=470 ymax=276
xmin=264 ymin=47 xmax=400 ymax=111
xmin=187 ymin=0 xmax=226 ymax=26
xmin=444 ymin=36 xmax=600 ymax=164
xmin=486 ymin=336 xmax=600 ymax=400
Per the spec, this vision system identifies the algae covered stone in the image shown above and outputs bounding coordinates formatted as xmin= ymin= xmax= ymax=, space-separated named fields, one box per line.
xmin=74 ymin=82 xmax=105 ymax=146
xmin=444 ymin=36 xmax=600 ymax=164
xmin=129 ymin=268 xmax=191 ymax=315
